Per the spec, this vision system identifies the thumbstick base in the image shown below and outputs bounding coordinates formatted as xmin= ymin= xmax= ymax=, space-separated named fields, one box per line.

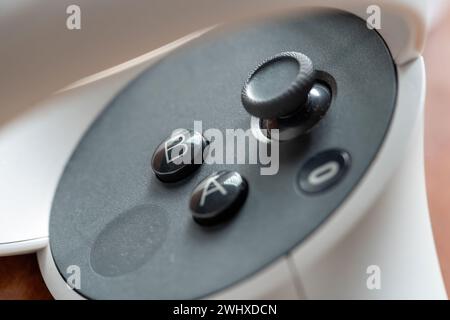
xmin=261 ymin=81 xmax=332 ymax=141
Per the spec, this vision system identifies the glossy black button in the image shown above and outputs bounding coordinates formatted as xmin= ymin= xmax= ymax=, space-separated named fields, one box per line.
xmin=299 ymin=150 xmax=350 ymax=194
xmin=190 ymin=171 xmax=248 ymax=225
xmin=151 ymin=129 xmax=208 ymax=183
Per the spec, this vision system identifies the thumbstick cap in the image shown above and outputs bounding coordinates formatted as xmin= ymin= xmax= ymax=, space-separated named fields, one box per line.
xmin=241 ymin=52 xmax=315 ymax=119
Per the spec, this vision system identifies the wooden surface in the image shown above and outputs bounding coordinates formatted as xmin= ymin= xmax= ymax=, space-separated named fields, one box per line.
xmin=1 ymin=12 xmax=450 ymax=300
xmin=424 ymin=9 xmax=450 ymax=298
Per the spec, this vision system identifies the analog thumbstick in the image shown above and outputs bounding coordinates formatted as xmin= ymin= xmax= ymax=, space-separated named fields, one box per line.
xmin=241 ymin=52 xmax=316 ymax=119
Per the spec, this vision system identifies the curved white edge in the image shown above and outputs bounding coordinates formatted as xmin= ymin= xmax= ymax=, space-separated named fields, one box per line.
xmin=0 ymin=237 xmax=48 ymax=257
xmin=208 ymin=258 xmax=301 ymax=300
xmin=214 ymin=57 xmax=445 ymax=300
xmin=290 ymin=57 xmax=446 ymax=299
xmin=0 ymin=31 xmax=206 ymax=254
xmin=37 ymin=246 xmax=85 ymax=300
xmin=37 ymin=245 xmax=300 ymax=300
xmin=0 ymin=0 xmax=427 ymax=127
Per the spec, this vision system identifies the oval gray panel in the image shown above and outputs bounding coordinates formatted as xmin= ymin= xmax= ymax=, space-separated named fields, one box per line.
xmin=90 ymin=205 xmax=168 ymax=277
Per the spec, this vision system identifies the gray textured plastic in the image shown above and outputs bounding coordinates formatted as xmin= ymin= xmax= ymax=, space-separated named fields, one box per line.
xmin=49 ymin=10 xmax=397 ymax=299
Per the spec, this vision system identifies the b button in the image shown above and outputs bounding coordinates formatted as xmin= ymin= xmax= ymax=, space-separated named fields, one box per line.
xmin=151 ymin=129 xmax=208 ymax=183
xmin=190 ymin=171 xmax=248 ymax=225
xmin=299 ymin=150 xmax=350 ymax=194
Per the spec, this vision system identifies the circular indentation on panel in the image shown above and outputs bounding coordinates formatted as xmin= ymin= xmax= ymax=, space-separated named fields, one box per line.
xmin=90 ymin=204 xmax=168 ymax=277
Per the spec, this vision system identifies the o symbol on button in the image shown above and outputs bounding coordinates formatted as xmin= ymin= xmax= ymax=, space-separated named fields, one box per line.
xmin=298 ymin=149 xmax=351 ymax=194
xmin=308 ymin=161 xmax=340 ymax=186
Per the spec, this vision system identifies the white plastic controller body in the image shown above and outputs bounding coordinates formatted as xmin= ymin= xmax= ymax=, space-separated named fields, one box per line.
xmin=0 ymin=0 xmax=447 ymax=299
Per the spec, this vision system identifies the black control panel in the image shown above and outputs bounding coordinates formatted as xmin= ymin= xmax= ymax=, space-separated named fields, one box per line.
xmin=49 ymin=10 xmax=397 ymax=299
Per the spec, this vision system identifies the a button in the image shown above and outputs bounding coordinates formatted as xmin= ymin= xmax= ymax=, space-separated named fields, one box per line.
xmin=190 ymin=171 xmax=248 ymax=225
xmin=299 ymin=150 xmax=350 ymax=194
xmin=151 ymin=129 xmax=208 ymax=183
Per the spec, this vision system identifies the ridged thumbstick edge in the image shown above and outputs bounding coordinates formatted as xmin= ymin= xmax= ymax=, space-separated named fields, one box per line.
xmin=241 ymin=51 xmax=316 ymax=119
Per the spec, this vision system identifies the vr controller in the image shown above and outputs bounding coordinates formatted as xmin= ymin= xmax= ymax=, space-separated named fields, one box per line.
xmin=0 ymin=0 xmax=446 ymax=299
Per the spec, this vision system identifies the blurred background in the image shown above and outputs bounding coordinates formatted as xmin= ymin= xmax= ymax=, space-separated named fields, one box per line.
xmin=424 ymin=2 xmax=450 ymax=299
xmin=0 ymin=2 xmax=450 ymax=299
